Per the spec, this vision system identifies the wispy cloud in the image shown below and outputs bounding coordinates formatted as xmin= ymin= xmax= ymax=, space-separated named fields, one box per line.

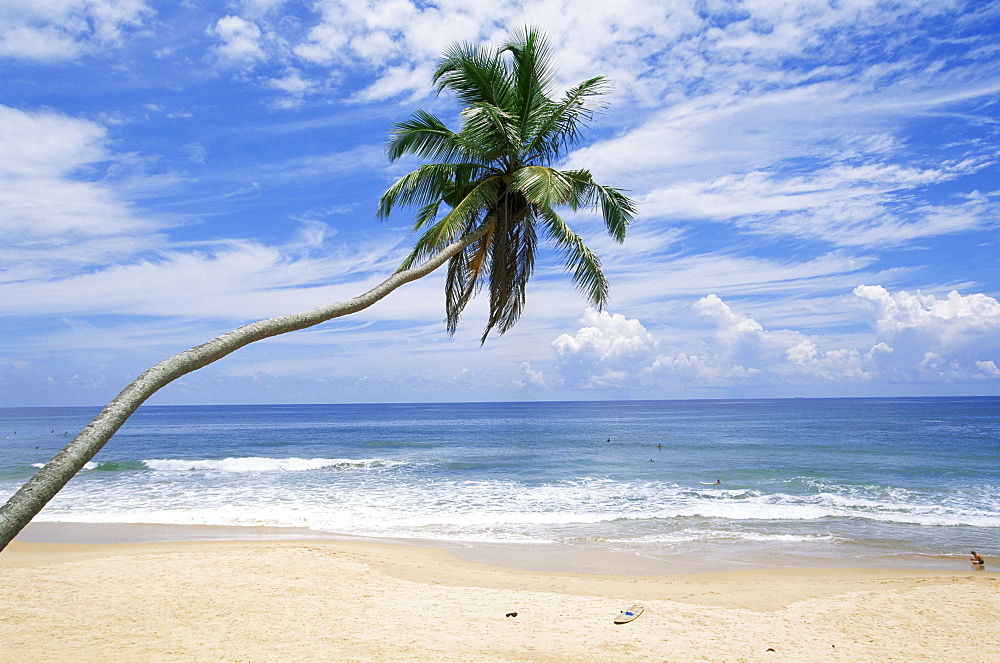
xmin=2 ymin=0 xmax=997 ymax=404
xmin=0 ymin=0 xmax=152 ymax=61
xmin=0 ymin=105 xmax=166 ymax=280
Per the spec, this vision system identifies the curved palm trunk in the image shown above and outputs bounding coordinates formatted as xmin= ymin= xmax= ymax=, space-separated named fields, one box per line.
xmin=0 ymin=224 xmax=491 ymax=553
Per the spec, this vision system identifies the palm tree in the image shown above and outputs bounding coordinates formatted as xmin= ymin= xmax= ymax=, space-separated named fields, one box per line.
xmin=0 ymin=26 xmax=633 ymax=552
xmin=378 ymin=26 xmax=634 ymax=342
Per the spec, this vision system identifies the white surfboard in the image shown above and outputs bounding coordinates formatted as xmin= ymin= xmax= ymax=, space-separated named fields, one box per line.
xmin=614 ymin=604 xmax=644 ymax=624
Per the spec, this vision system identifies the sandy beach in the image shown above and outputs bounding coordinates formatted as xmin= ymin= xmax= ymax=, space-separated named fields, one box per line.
xmin=2 ymin=533 xmax=997 ymax=662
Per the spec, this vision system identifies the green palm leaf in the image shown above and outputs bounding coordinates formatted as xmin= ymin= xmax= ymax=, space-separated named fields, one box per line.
xmin=538 ymin=206 xmax=610 ymax=307
xmin=510 ymin=165 xmax=574 ymax=207
xmin=433 ymin=42 xmax=511 ymax=109
xmin=379 ymin=26 xmax=635 ymax=340
xmin=386 ymin=110 xmax=465 ymax=163
xmin=524 ymin=76 xmax=610 ymax=163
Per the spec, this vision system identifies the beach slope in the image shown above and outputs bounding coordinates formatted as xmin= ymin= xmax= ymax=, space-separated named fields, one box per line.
xmin=2 ymin=540 xmax=997 ymax=662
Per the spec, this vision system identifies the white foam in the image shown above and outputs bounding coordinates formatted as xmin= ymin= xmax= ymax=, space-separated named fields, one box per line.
xmin=31 ymin=461 xmax=98 ymax=470
xmin=24 ymin=467 xmax=1000 ymax=543
xmin=141 ymin=457 xmax=404 ymax=473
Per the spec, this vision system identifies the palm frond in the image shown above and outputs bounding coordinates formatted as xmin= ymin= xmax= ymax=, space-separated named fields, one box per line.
xmin=458 ymin=102 xmax=520 ymax=162
xmin=380 ymin=27 xmax=635 ymax=340
xmin=524 ymin=76 xmax=610 ymax=163
xmin=537 ymin=206 xmax=610 ymax=308
xmin=377 ymin=163 xmax=461 ymax=220
xmin=377 ymin=163 xmax=495 ymax=221
xmin=434 ymin=42 xmax=512 ymax=109
xmin=482 ymin=206 xmax=537 ymax=342
xmin=503 ymin=27 xmax=555 ymax=143
xmin=509 ymin=165 xmax=574 ymax=207
xmin=444 ymin=228 xmax=492 ymax=334
xmin=444 ymin=245 xmax=473 ymax=333
xmin=386 ymin=110 xmax=466 ymax=163
xmin=402 ymin=175 xmax=503 ymax=266
xmin=588 ymin=182 xmax=636 ymax=243
xmin=412 ymin=200 xmax=442 ymax=231
xmin=443 ymin=174 xmax=503 ymax=236
xmin=556 ymin=170 xmax=635 ymax=242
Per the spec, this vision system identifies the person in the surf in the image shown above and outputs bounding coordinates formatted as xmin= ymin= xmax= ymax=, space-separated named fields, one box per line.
xmin=970 ymin=551 xmax=985 ymax=566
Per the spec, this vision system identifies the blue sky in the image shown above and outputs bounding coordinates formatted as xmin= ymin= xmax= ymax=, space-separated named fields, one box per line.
xmin=1 ymin=0 xmax=998 ymax=406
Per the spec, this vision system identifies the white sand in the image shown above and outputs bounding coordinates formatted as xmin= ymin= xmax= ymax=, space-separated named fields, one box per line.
xmin=2 ymin=539 xmax=997 ymax=662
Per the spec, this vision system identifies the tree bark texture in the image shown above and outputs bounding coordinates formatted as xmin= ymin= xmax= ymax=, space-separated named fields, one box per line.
xmin=0 ymin=226 xmax=488 ymax=553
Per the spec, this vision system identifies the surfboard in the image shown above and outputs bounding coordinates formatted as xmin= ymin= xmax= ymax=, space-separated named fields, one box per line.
xmin=614 ymin=604 xmax=644 ymax=624
xmin=699 ymin=481 xmax=720 ymax=485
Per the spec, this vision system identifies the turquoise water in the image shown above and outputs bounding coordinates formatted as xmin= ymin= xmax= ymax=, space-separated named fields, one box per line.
xmin=2 ymin=398 xmax=998 ymax=568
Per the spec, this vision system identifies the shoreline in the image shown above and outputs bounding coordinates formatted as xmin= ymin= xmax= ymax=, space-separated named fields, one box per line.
xmin=15 ymin=520 xmax=987 ymax=576
xmin=2 ymin=534 xmax=997 ymax=661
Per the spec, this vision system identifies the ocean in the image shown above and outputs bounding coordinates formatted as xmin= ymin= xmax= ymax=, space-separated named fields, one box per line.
xmin=2 ymin=398 xmax=998 ymax=572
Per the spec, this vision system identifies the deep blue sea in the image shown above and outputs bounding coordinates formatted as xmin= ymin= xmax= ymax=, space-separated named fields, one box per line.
xmin=2 ymin=398 xmax=998 ymax=570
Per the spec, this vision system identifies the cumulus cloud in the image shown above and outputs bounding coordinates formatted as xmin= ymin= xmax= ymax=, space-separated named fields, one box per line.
xmin=552 ymin=309 xmax=655 ymax=359
xmin=854 ymin=285 xmax=1000 ymax=381
xmin=552 ymin=309 xmax=657 ymax=387
xmin=210 ymin=15 xmax=267 ymax=65
xmin=0 ymin=0 xmax=151 ymax=61
xmin=645 ymin=295 xmax=807 ymax=385
xmin=550 ymin=287 xmax=1000 ymax=390
xmin=854 ymin=285 xmax=1000 ymax=333
xmin=515 ymin=361 xmax=546 ymax=388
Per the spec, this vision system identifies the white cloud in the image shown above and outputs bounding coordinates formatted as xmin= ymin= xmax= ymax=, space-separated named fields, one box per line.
xmin=552 ymin=308 xmax=656 ymax=361
xmin=853 ymin=285 xmax=1000 ymax=381
xmin=354 ymin=63 xmax=436 ymax=103
xmin=0 ymin=0 xmax=151 ymax=61
xmin=220 ymin=0 xmax=700 ymax=102
xmin=0 ymin=105 xmax=419 ymax=324
xmin=0 ymin=227 xmax=416 ymax=320
xmin=640 ymin=159 xmax=990 ymax=246
xmin=0 ymin=105 xmax=163 ymax=278
xmin=784 ymin=339 xmax=891 ymax=382
xmin=552 ymin=309 xmax=657 ymax=387
xmin=516 ymin=361 xmax=546 ymax=387
xmin=267 ymin=70 xmax=313 ymax=93
xmin=664 ymin=294 xmax=805 ymax=382
xmin=976 ymin=361 xmax=1000 ymax=378
xmin=573 ymin=71 xmax=998 ymax=246
xmin=271 ymin=0 xmax=967 ymax=106
xmin=854 ymin=285 xmax=1000 ymax=333
xmin=548 ymin=287 xmax=1000 ymax=391
xmin=210 ymin=15 xmax=267 ymax=65
xmin=266 ymin=69 xmax=321 ymax=108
